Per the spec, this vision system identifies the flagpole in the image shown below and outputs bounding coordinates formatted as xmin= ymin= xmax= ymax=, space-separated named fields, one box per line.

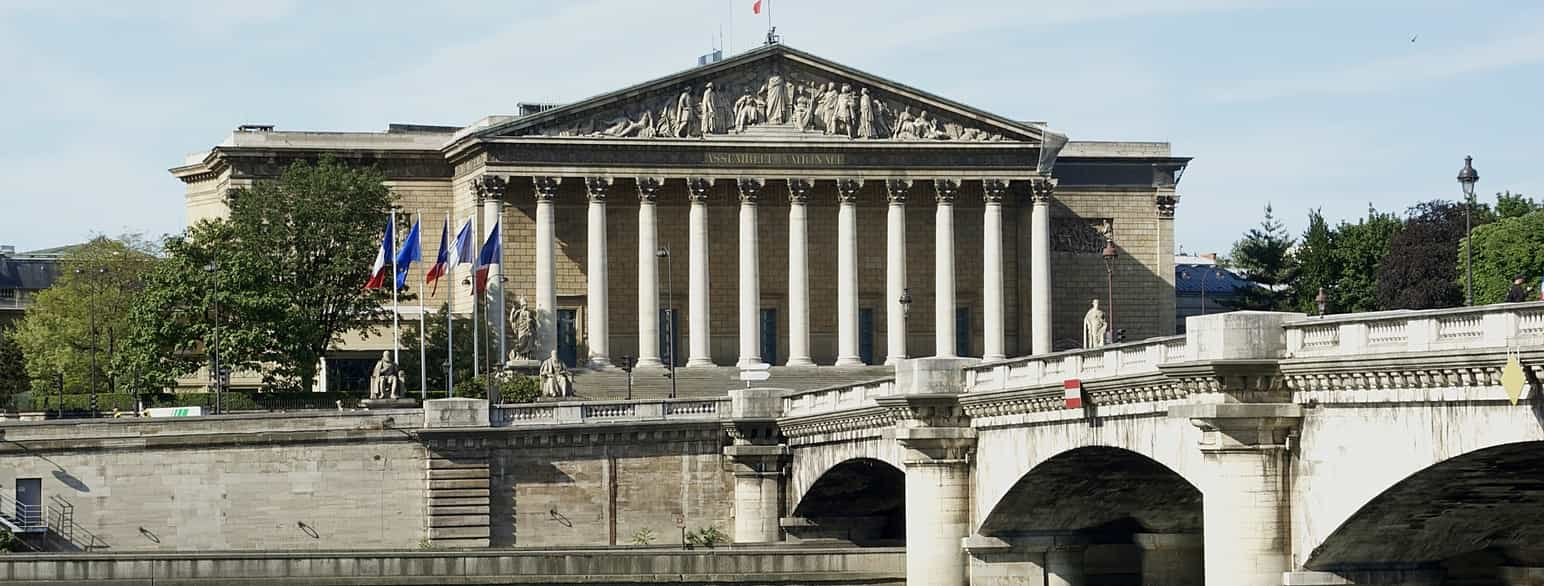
xmin=391 ymin=209 xmax=400 ymax=365
xmin=471 ymin=207 xmax=480 ymax=390
xmin=418 ymin=211 xmax=427 ymax=401
xmin=446 ymin=212 xmax=455 ymax=398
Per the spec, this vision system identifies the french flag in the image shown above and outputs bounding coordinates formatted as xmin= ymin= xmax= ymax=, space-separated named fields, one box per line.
xmin=363 ymin=217 xmax=394 ymax=290
xmin=447 ymin=217 xmax=474 ymax=268
xmin=425 ymin=218 xmax=451 ymax=295
xmin=474 ymin=221 xmax=501 ymax=295
xmin=1063 ymin=379 xmax=1083 ymax=409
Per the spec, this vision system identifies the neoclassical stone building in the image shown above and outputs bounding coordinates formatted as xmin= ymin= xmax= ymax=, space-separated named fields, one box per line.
xmin=172 ymin=44 xmax=1187 ymax=381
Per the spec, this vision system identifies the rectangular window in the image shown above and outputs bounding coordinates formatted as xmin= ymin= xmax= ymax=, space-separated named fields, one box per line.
xmin=955 ymin=307 xmax=972 ymax=358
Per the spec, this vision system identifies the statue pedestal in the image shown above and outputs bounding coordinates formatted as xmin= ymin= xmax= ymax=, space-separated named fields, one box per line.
xmin=360 ymin=398 xmax=419 ymax=410
xmin=504 ymin=359 xmax=541 ymax=376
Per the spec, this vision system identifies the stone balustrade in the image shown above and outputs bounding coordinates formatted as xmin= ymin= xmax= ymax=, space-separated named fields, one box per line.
xmin=488 ymin=397 xmax=728 ymax=427
xmin=965 ymin=335 xmax=1188 ymax=394
xmin=780 ymin=378 xmax=898 ymax=419
xmin=1285 ymin=301 xmax=1544 ymax=358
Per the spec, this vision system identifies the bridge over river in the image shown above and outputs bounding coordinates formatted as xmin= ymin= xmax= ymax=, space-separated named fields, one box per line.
xmin=3 ymin=304 xmax=1543 ymax=585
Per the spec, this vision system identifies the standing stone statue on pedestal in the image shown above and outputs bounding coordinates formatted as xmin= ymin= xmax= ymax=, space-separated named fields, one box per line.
xmin=1083 ymin=299 xmax=1108 ymax=349
xmin=508 ymin=297 xmax=537 ymax=364
xmin=369 ymin=351 xmax=403 ymax=400
xmin=539 ymin=350 xmax=574 ymax=398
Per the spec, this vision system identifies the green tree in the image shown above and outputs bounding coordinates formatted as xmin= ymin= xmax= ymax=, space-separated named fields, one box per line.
xmin=399 ymin=303 xmax=496 ymax=395
xmin=1228 ymin=204 xmax=1298 ymax=310
xmin=121 ymin=157 xmax=397 ymax=391
xmin=14 ymin=236 xmax=158 ymax=395
xmin=1377 ymin=200 xmax=1483 ymax=310
xmin=1293 ymin=209 xmax=1337 ymax=313
xmin=1464 ymin=210 xmax=1544 ymax=304
xmin=1326 ymin=208 xmax=1401 ymax=313
xmin=0 ymin=328 xmax=28 ymax=406
xmin=1494 ymin=191 xmax=1540 ymax=220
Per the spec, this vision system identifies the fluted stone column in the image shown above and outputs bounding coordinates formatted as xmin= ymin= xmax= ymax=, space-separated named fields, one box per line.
xmin=982 ymin=179 xmax=1008 ymax=361
xmin=635 ymin=178 xmax=663 ymax=368
xmin=835 ymin=179 xmax=863 ymax=366
xmin=686 ymin=178 xmax=714 ymax=367
xmin=885 ymin=179 xmax=910 ymax=365
xmin=584 ymin=177 xmax=612 ymax=368
xmin=1030 ymin=178 xmax=1055 ymax=355
xmin=786 ymin=179 xmax=815 ymax=367
xmin=737 ymin=179 xmax=763 ymax=368
xmin=934 ymin=179 xmax=960 ymax=358
xmin=531 ymin=176 xmax=558 ymax=360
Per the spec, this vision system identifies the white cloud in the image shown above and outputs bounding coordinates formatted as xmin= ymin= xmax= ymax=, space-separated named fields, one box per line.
xmin=1214 ymin=26 xmax=1544 ymax=102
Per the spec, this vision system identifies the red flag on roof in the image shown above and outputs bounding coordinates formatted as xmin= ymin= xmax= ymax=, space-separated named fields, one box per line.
xmin=753 ymin=0 xmax=762 ymax=15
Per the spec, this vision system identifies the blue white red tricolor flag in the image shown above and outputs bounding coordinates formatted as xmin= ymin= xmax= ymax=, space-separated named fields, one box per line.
xmin=425 ymin=217 xmax=450 ymax=295
xmin=474 ymin=221 xmax=501 ymax=295
xmin=1063 ymin=379 xmax=1083 ymax=409
xmin=753 ymin=0 xmax=762 ymax=14
xmin=364 ymin=217 xmax=394 ymax=289
xmin=394 ymin=218 xmax=422 ymax=290
xmin=448 ymin=217 xmax=474 ymax=268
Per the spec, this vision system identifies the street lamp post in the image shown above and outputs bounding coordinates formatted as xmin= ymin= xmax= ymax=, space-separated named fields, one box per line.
xmin=655 ymin=246 xmax=677 ymax=399
xmin=1458 ymin=155 xmax=1480 ymax=306
xmin=203 ymin=262 xmax=222 ymax=415
xmin=1315 ymin=287 xmax=1329 ymax=317
xmin=1102 ymin=238 xmax=1118 ymax=344
xmin=619 ymin=355 xmax=636 ymax=401
xmin=898 ymin=288 xmax=912 ymax=359
xmin=76 ymin=267 xmax=106 ymax=417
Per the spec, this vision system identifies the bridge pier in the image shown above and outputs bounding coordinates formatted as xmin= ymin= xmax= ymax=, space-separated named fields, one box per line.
xmin=1134 ymin=533 xmax=1203 ymax=585
xmin=884 ymin=358 xmax=980 ymax=586
xmin=725 ymin=388 xmax=790 ymax=544
xmin=1044 ymin=541 xmax=1086 ymax=586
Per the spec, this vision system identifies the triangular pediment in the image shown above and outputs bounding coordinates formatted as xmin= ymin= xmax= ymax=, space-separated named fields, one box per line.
xmin=475 ymin=44 xmax=1056 ymax=145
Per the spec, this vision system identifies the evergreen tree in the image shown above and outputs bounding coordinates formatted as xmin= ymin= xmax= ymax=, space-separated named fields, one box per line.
xmin=1228 ymin=204 xmax=1298 ymax=310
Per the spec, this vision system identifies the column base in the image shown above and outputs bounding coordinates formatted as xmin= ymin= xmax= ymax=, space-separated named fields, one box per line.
xmin=685 ymin=357 xmax=716 ymax=368
xmin=635 ymin=358 xmax=664 ymax=369
xmin=736 ymin=358 xmax=766 ymax=369
xmin=784 ymin=357 xmax=816 ymax=368
xmin=588 ymin=357 xmax=613 ymax=369
xmin=982 ymin=354 xmax=1006 ymax=362
xmin=834 ymin=356 xmax=864 ymax=367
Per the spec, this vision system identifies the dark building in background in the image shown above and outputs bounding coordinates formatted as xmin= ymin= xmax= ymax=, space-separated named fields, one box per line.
xmin=1175 ymin=255 xmax=1254 ymax=333
xmin=0 ymin=246 xmax=64 ymax=327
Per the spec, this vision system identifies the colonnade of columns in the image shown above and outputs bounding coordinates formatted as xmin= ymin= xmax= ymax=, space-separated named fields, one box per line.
xmin=491 ymin=175 xmax=1057 ymax=367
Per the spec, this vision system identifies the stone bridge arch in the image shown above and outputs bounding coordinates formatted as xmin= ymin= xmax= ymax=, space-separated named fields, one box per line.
xmin=1305 ymin=440 xmax=1544 ymax=575
xmin=787 ymin=433 xmax=904 ymax=514
xmin=1292 ymin=399 xmax=1544 ymax=569
xmin=784 ymin=457 xmax=906 ymax=544
xmin=972 ymin=410 xmax=1205 ymax=529
xmin=976 ymin=446 xmax=1202 ymax=537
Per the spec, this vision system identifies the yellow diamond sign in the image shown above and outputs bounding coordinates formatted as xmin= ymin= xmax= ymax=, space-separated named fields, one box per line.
xmin=1501 ymin=356 xmax=1526 ymax=406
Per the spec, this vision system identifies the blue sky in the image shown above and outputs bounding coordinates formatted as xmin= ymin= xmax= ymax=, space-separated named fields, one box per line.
xmin=2 ymin=0 xmax=1541 ymax=255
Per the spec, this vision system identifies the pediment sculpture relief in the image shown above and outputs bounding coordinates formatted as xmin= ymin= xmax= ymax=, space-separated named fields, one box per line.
xmin=520 ymin=62 xmax=1015 ymax=142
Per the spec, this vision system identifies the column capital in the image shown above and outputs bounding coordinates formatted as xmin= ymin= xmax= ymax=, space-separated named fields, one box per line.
xmin=1030 ymin=176 xmax=1057 ymax=204
xmin=787 ymin=178 xmax=813 ymax=203
xmin=935 ymin=178 xmax=961 ymax=203
xmin=836 ymin=178 xmax=862 ymax=203
xmin=473 ymin=174 xmax=508 ymax=201
xmin=532 ymin=176 xmax=560 ymax=202
xmin=1157 ymin=193 xmax=1178 ymax=218
xmin=885 ymin=178 xmax=911 ymax=204
xmin=737 ymin=178 xmax=764 ymax=204
xmin=687 ymin=177 xmax=713 ymax=202
xmin=584 ymin=176 xmax=612 ymax=203
xmin=636 ymin=176 xmax=663 ymax=202
xmin=983 ymin=178 xmax=1009 ymax=203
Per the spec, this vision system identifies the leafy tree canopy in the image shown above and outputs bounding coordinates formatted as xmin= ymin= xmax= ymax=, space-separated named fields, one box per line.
xmin=1228 ymin=204 xmax=1298 ymax=310
xmin=120 ymin=156 xmax=398 ymax=392
xmin=1464 ymin=209 xmax=1544 ymax=305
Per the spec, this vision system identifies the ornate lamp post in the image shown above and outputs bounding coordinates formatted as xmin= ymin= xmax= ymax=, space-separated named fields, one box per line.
xmin=1102 ymin=238 xmax=1118 ymax=344
xmin=203 ymin=262 xmax=222 ymax=415
xmin=1457 ymin=155 xmax=1480 ymax=306
xmin=1315 ymin=287 xmax=1329 ymax=317
xmin=619 ymin=355 xmax=636 ymax=401
xmin=655 ymin=246 xmax=677 ymax=399
xmin=897 ymin=288 xmax=912 ymax=359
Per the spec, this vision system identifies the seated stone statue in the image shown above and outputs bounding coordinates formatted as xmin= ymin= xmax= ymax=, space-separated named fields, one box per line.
xmin=539 ymin=350 xmax=574 ymax=398
xmin=370 ymin=350 xmax=404 ymax=400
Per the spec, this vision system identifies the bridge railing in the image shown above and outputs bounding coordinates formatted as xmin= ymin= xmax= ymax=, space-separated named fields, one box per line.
xmin=1285 ymin=302 xmax=1544 ymax=358
xmin=490 ymin=397 xmax=728 ymax=427
xmin=781 ymin=378 xmax=897 ymax=419
xmin=966 ymin=335 xmax=1188 ymax=394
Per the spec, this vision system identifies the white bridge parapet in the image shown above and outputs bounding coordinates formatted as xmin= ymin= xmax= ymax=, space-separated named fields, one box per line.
xmin=1285 ymin=301 xmax=1544 ymax=357
xmin=780 ymin=378 xmax=898 ymax=419
xmin=965 ymin=335 xmax=1190 ymax=394
xmin=489 ymin=397 xmax=728 ymax=427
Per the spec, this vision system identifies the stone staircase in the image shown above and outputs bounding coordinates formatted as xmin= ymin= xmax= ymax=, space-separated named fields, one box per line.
xmin=560 ymin=365 xmax=895 ymax=401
